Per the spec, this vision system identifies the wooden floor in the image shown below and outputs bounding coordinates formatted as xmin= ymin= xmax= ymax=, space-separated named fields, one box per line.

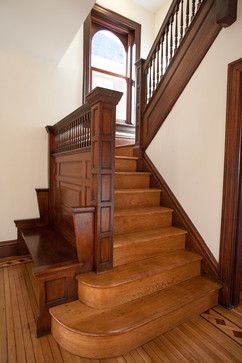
xmin=1 ymin=259 xmax=242 ymax=362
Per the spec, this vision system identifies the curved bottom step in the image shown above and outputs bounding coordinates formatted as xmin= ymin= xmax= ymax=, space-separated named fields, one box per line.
xmin=50 ymin=277 xmax=220 ymax=359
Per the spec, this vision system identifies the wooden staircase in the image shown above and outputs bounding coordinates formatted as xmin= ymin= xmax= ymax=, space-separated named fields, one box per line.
xmin=50 ymin=145 xmax=220 ymax=359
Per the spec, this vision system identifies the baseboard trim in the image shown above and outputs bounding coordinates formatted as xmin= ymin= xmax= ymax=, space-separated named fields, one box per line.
xmin=143 ymin=153 xmax=219 ymax=280
xmin=0 ymin=239 xmax=19 ymax=258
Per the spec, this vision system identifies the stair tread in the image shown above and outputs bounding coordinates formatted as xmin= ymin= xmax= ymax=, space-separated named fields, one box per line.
xmin=114 ymin=226 xmax=187 ymax=248
xmin=115 ymin=206 xmax=173 ymax=216
xmin=77 ymin=250 xmax=202 ymax=288
xmin=115 ymin=188 xmax=161 ymax=193
xmin=115 ymin=171 xmax=151 ymax=175
xmin=50 ymin=277 xmax=220 ymax=336
xmin=115 ymin=156 xmax=138 ymax=160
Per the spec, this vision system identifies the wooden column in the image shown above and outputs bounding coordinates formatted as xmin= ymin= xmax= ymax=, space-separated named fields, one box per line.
xmin=86 ymin=87 xmax=122 ymax=272
xmin=135 ymin=58 xmax=146 ymax=147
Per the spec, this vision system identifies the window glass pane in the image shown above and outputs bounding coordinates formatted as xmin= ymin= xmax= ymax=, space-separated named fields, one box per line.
xmin=91 ymin=30 xmax=126 ymax=76
xmin=92 ymin=70 xmax=127 ymax=121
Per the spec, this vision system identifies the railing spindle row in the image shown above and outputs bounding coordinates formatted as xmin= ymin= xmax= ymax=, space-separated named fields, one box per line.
xmin=53 ymin=106 xmax=91 ymax=153
xmin=144 ymin=0 xmax=204 ymax=105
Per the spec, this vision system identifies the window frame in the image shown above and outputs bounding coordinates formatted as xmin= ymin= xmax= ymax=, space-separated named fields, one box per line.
xmin=83 ymin=4 xmax=141 ymax=125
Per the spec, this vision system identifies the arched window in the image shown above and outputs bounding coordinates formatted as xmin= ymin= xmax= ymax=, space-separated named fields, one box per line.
xmin=91 ymin=30 xmax=127 ymax=122
xmin=83 ymin=5 xmax=141 ymax=130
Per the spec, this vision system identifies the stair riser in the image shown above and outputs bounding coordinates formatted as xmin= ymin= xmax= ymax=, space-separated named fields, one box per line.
xmin=115 ymin=191 xmax=161 ymax=209
xmin=114 ymin=211 xmax=172 ymax=235
xmin=115 ymin=174 xmax=150 ymax=189
xmin=115 ymin=159 xmax=137 ymax=172
xmin=115 ymin=147 xmax=134 ymax=157
xmin=114 ymin=234 xmax=186 ymax=267
xmin=51 ymin=290 xmax=218 ymax=359
xmin=78 ymin=261 xmax=201 ymax=309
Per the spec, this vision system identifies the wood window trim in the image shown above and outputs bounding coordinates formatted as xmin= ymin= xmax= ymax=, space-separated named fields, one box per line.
xmin=83 ymin=4 xmax=141 ymax=125
xmin=219 ymin=58 xmax=242 ymax=309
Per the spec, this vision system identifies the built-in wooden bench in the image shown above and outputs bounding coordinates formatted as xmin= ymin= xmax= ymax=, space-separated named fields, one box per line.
xmin=14 ymin=199 xmax=86 ymax=336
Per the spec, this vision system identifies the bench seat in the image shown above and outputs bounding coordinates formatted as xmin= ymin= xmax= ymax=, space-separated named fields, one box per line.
xmin=17 ymin=224 xmax=84 ymax=337
xmin=22 ymin=227 xmax=79 ymax=274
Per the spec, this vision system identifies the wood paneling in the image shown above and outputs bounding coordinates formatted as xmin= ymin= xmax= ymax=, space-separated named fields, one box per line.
xmin=52 ymin=151 xmax=92 ymax=246
xmin=0 ymin=240 xmax=19 ymax=258
xmin=86 ymin=87 xmax=122 ymax=272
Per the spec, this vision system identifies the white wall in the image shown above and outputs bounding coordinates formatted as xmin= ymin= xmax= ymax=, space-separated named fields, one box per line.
xmin=0 ymin=1 xmax=157 ymax=242
xmin=0 ymin=27 xmax=85 ymax=242
xmin=147 ymin=1 xmax=242 ymax=260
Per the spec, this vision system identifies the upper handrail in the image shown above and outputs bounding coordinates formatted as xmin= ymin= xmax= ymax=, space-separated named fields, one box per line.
xmin=143 ymin=0 xmax=203 ymax=104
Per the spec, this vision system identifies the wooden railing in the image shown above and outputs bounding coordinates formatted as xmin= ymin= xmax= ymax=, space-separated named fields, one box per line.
xmin=136 ymin=0 xmax=238 ymax=148
xmin=144 ymin=0 xmax=203 ymax=105
xmin=47 ymin=88 xmax=122 ymax=272
xmin=51 ymin=104 xmax=91 ymax=153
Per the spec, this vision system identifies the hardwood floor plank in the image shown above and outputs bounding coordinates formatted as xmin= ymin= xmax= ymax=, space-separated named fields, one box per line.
xmin=135 ymin=347 xmax=153 ymax=362
xmin=16 ymin=264 xmax=45 ymax=363
xmin=22 ymin=265 xmax=55 ymax=363
xmin=4 ymin=267 xmax=17 ymax=363
xmin=129 ymin=349 xmax=146 ymax=362
xmin=48 ymin=335 xmax=64 ymax=362
xmin=153 ymin=336 xmax=186 ymax=362
xmin=201 ymin=309 xmax=242 ymax=346
xmin=0 ymin=269 xmax=7 ymax=363
xmin=12 ymin=266 xmax=35 ymax=363
xmin=142 ymin=341 xmax=165 ymax=362
xmin=213 ymin=305 xmax=242 ymax=328
xmin=179 ymin=323 xmax=225 ymax=362
xmin=164 ymin=329 xmax=199 ymax=363
xmin=190 ymin=316 xmax=242 ymax=362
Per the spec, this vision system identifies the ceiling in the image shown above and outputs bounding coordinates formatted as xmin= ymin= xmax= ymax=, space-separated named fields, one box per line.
xmin=132 ymin=0 xmax=167 ymax=12
xmin=0 ymin=0 xmax=95 ymax=63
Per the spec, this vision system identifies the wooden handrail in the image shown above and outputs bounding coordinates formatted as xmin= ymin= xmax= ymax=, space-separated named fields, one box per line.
xmin=143 ymin=0 xmax=204 ymax=105
xmin=136 ymin=0 xmax=238 ymax=148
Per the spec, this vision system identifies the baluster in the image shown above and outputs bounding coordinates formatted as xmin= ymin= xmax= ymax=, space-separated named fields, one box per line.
xmin=88 ymin=113 xmax=91 ymax=145
xmin=165 ymin=25 xmax=169 ymax=69
xmin=156 ymin=43 xmax=160 ymax=85
xmin=75 ymin=119 xmax=77 ymax=148
xmin=197 ymin=0 xmax=202 ymax=9
xmin=148 ymin=64 xmax=152 ymax=101
xmin=84 ymin=114 xmax=87 ymax=147
xmin=192 ymin=0 xmax=196 ymax=17
xmin=175 ymin=3 xmax=179 ymax=51
xmin=180 ymin=0 xmax=184 ymax=41
xmin=78 ymin=119 xmax=81 ymax=149
xmin=170 ymin=15 xmax=174 ymax=62
xmin=160 ymin=34 xmax=164 ymax=77
xmin=70 ymin=122 xmax=73 ymax=149
xmin=152 ymin=54 xmax=156 ymax=95
xmin=144 ymin=68 xmax=148 ymax=104
xmin=186 ymin=0 xmax=190 ymax=30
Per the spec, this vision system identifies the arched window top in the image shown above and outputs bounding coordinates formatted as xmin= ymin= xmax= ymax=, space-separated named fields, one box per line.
xmin=91 ymin=30 xmax=126 ymax=76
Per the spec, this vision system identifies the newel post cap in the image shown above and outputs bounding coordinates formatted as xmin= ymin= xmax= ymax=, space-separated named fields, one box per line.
xmin=86 ymin=87 xmax=122 ymax=107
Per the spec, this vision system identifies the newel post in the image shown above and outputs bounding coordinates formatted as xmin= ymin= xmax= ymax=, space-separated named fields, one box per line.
xmin=86 ymin=87 xmax=122 ymax=272
xmin=216 ymin=0 xmax=238 ymax=27
xmin=135 ymin=58 xmax=146 ymax=147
